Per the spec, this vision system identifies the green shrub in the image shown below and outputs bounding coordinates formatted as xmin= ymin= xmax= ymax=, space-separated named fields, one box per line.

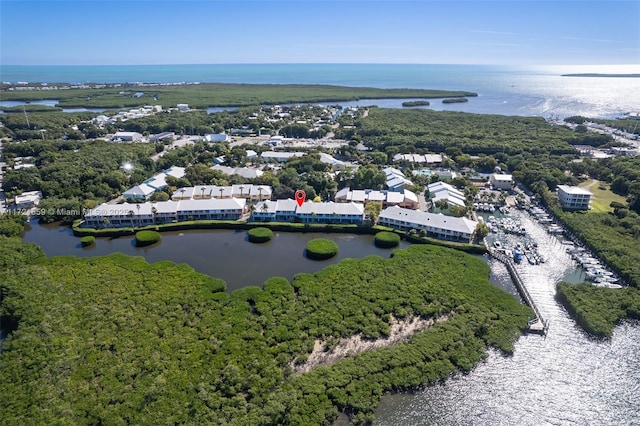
xmin=305 ymin=238 xmax=339 ymax=260
xmin=80 ymin=236 xmax=95 ymax=247
xmin=202 ymin=277 xmax=226 ymax=293
xmin=374 ymin=231 xmax=401 ymax=248
xmin=134 ymin=230 xmax=161 ymax=247
xmin=247 ymin=227 xmax=274 ymax=243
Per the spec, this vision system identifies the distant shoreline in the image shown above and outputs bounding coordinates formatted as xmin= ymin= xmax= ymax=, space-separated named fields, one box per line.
xmin=561 ymin=73 xmax=640 ymax=78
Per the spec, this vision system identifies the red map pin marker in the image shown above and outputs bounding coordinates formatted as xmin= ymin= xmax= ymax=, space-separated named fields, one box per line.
xmin=295 ymin=190 xmax=306 ymax=207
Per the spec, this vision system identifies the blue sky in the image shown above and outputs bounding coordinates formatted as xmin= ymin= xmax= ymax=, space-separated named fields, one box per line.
xmin=1 ymin=1 xmax=638 ymax=65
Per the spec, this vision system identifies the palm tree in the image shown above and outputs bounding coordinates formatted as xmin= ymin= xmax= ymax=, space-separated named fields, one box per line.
xmin=102 ymin=217 xmax=110 ymax=229
xmin=128 ymin=210 xmax=135 ymax=228
xmin=200 ymin=187 xmax=206 ymax=199
xmin=247 ymin=203 xmax=256 ymax=220
xmin=179 ymin=188 xmax=186 ymax=199
xmin=151 ymin=206 xmax=158 ymax=224
xmin=136 ymin=204 xmax=141 ymax=226
xmin=219 ymin=187 xmax=224 ymax=199
xmin=261 ymin=202 xmax=269 ymax=213
xmin=257 ymin=186 xmax=264 ymax=202
xmin=239 ymin=185 xmax=245 ymax=198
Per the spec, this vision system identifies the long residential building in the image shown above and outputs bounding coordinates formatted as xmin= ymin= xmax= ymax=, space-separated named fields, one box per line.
xmin=334 ymin=187 xmax=419 ymax=209
xmin=83 ymin=198 xmax=247 ymax=228
xmin=379 ymin=206 xmax=478 ymax=243
xmin=172 ymin=184 xmax=273 ymax=201
xmin=251 ymin=200 xmax=364 ymax=224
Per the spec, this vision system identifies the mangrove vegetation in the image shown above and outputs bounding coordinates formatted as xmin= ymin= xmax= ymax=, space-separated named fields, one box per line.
xmin=0 ymin=242 xmax=532 ymax=424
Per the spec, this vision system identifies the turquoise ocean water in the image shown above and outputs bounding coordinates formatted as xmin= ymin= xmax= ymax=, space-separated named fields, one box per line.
xmin=1 ymin=64 xmax=639 ymax=118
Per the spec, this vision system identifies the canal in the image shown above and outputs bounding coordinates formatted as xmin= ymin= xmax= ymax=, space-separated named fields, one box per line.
xmin=374 ymin=210 xmax=640 ymax=425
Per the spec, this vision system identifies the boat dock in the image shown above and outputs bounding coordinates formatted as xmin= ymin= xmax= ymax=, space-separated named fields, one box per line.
xmin=488 ymin=246 xmax=548 ymax=335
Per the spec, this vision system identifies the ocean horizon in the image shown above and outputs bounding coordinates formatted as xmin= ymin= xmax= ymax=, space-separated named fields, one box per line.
xmin=2 ymin=63 xmax=639 ymax=119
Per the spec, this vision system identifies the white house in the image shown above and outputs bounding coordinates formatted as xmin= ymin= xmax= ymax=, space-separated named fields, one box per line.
xmin=177 ymin=104 xmax=189 ymax=112
xmin=204 ymin=133 xmax=228 ymax=142
xmin=122 ymin=183 xmax=156 ymax=202
xmin=427 ymin=181 xmax=466 ymax=208
xmin=379 ymin=206 xmax=478 ymax=243
xmin=383 ymin=167 xmax=413 ymax=192
xmin=319 ymin=152 xmax=348 ymax=170
xmin=15 ymin=190 xmax=42 ymax=209
xmin=557 ymin=185 xmax=592 ymax=211
xmin=111 ymin=131 xmax=143 ymax=142
xmin=489 ymin=174 xmax=514 ymax=190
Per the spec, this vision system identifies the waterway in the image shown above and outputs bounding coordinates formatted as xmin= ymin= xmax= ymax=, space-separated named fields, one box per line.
xmin=21 ymin=221 xmax=414 ymax=292
xmin=0 ymin=99 xmax=106 ymax=113
xmin=374 ymin=210 xmax=640 ymax=425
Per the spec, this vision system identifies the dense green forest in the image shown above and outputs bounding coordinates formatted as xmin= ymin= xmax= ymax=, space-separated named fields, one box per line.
xmin=0 ymin=83 xmax=476 ymax=109
xmin=556 ymin=283 xmax=640 ymax=338
xmin=2 ymin=140 xmax=156 ymax=200
xmin=0 ymin=242 xmax=531 ymax=424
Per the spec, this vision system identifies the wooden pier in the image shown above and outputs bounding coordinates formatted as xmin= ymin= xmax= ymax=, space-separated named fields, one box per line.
xmin=488 ymin=247 xmax=548 ymax=335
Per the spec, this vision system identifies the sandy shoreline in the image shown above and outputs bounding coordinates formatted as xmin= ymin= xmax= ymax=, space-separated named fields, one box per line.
xmin=293 ymin=314 xmax=449 ymax=374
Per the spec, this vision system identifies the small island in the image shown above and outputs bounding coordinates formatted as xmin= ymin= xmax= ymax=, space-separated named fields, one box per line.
xmin=442 ymin=97 xmax=469 ymax=104
xmin=402 ymin=100 xmax=430 ymax=107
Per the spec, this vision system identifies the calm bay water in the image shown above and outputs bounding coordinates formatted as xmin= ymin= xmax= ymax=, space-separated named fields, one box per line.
xmin=3 ymin=64 xmax=639 ymax=118
xmin=21 ymin=222 xmax=411 ymax=292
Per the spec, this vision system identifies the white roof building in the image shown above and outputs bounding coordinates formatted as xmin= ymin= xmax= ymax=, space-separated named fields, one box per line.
xmin=122 ymin=183 xmax=156 ymax=201
xmin=383 ymin=167 xmax=413 ymax=191
xmin=84 ymin=198 xmax=247 ymax=228
xmin=15 ymin=190 xmax=42 ymax=208
xmin=379 ymin=206 xmax=478 ymax=243
xmin=171 ymin=185 xmax=272 ymax=201
xmin=261 ymin=151 xmax=305 ymax=162
xmin=335 ymin=187 xmax=419 ymax=209
xmin=318 ymin=152 xmax=348 ymax=170
xmin=393 ymin=153 xmax=443 ymax=164
xmin=428 ymin=181 xmax=466 ymax=208
xmin=111 ymin=131 xmax=143 ymax=142
xmin=211 ymin=164 xmax=264 ymax=179
xmin=251 ymin=200 xmax=364 ymax=224
xmin=557 ymin=185 xmax=592 ymax=211
xmin=489 ymin=173 xmax=513 ymax=190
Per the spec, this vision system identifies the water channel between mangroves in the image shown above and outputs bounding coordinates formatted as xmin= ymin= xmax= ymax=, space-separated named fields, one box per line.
xmin=23 ymin=222 xmax=421 ymax=292
xmin=21 ymin=212 xmax=640 ymax=425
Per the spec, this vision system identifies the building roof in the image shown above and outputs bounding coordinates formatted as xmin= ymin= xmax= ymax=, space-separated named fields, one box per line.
xmin=557 ymin=185 xmax=592 ymax=196
xmin=276 ymin=199 xmax=298 ymax=212
xmin=123 ymin=183 xmax=155 ymax=197
xmin=297 ymin=201 xmax=364 ymax=216
xmin=380 ymin=206 xmax=477 ymax=235
xmin=144 ymin=174 xmax=167 ymax=190
xmin=164 ymin=166 xmax=186 ymax=179
xmin=178 ymin=198 xmax=246 ymax=212
xmin=261 ymin=151 xmax=305 ymax=160
xmin=491 ymin=174 xmax=513 ymax=182
xmin=88 ymin=202 xmax=154 ymax=217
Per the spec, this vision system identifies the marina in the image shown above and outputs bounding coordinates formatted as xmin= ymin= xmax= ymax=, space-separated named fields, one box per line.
xmin=482 ymin=201 xmax=625 ymax=289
